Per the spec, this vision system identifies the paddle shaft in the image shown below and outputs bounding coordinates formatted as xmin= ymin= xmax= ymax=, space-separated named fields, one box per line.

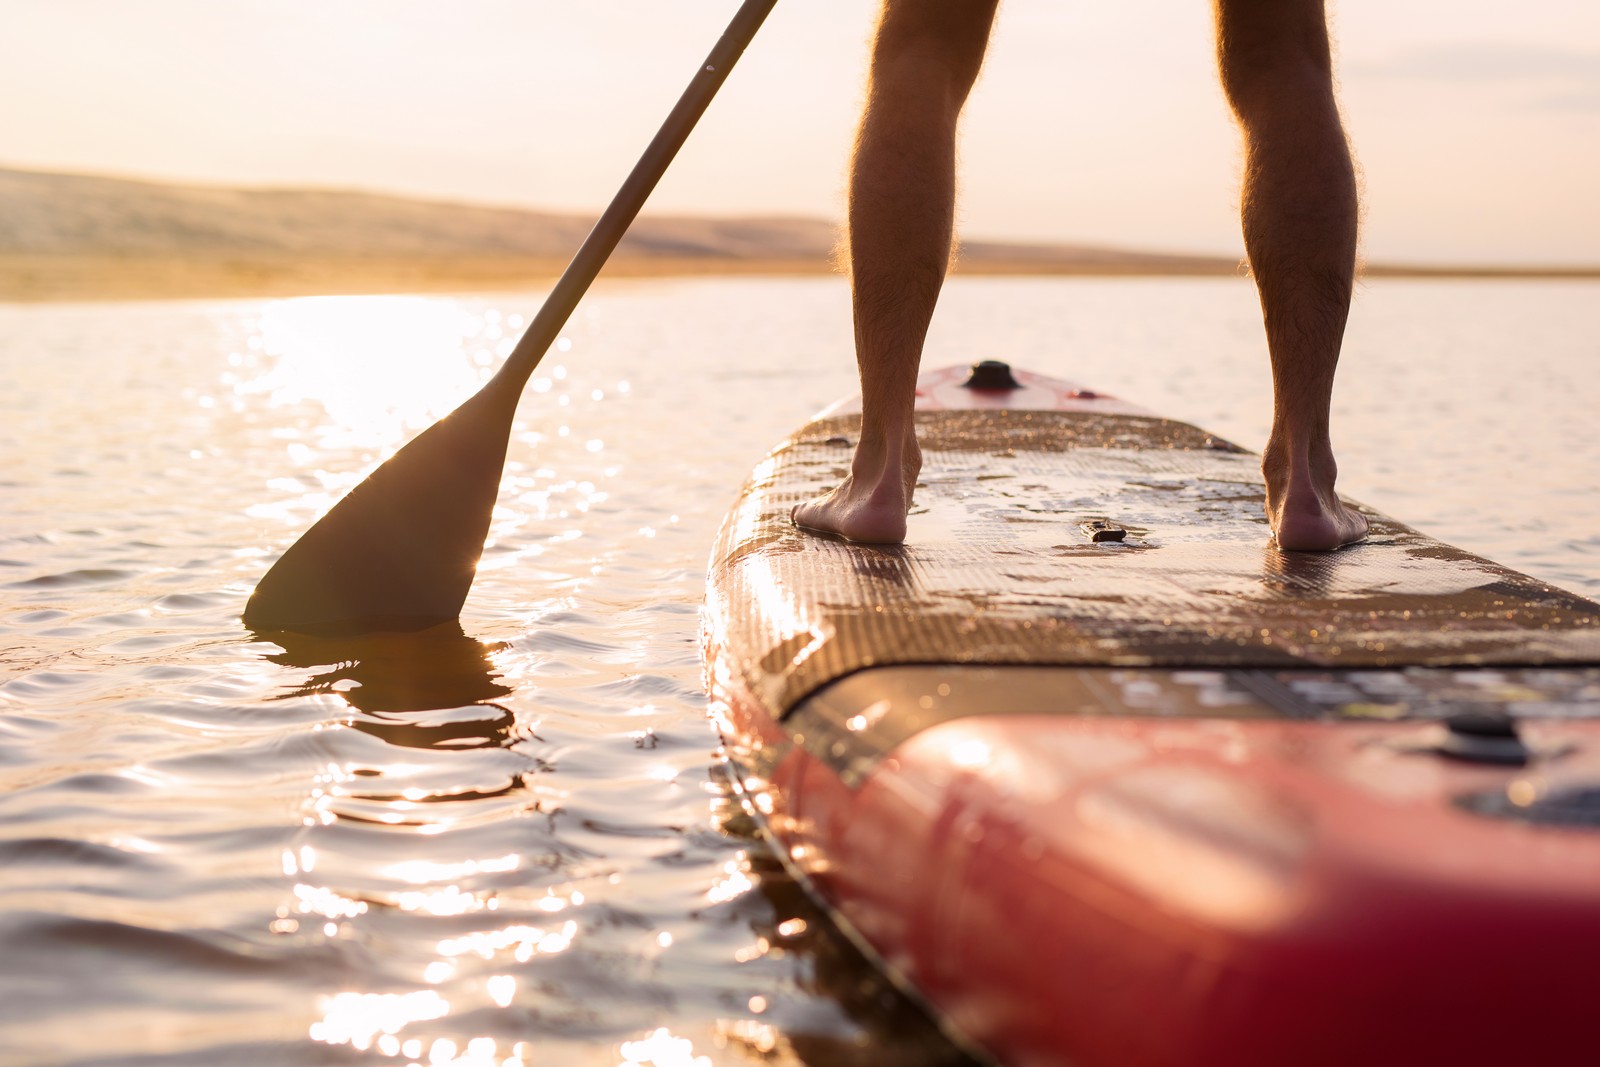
xmin=242 ymin=0 xmax=781 ymax=632
xmin=499 ymin=0 xmax=778 ymax=389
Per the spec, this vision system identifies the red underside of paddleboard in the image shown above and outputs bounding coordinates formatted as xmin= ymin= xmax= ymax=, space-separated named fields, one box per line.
xmin=704 ymin=364 xmax=1600 ymax=1067
xmin=712 ymin=695 xmax=1600 ymax=1067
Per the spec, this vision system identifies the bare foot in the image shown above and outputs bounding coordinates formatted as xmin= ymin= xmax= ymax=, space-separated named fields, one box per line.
xmin=791 ymin=432 xmax=921 ymax=544
xmin=1263 ymin=442 xmax=1368 ymax=551
xmin=1272 ymin=492 xmax=1369 ymax=551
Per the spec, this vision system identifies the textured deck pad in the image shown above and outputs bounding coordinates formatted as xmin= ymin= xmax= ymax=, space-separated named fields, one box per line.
xmin=705 ymin=409 xmax=1600 ymax=718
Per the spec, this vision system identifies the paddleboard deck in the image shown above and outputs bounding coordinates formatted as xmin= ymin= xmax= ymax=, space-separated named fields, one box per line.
xmin=702 ymin=363 xmax=1600 ymax=1067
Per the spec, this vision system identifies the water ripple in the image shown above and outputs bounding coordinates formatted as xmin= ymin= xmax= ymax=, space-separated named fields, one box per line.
xmin=9 ymin=281 xmax=1588 ymax=1066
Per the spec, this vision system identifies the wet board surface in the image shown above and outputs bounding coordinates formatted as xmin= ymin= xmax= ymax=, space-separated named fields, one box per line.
xmin=708 ymin=365 xmax=1600 ymax=721
xmin=702 ymin=364 xmax=1600 ymax=1067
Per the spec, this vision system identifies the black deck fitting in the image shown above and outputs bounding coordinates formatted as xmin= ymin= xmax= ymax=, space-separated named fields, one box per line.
xmin=962 ymin=360 xmax=1022 ymax=391
xmin=1439 ymin=710 xmax=1530 ymax=765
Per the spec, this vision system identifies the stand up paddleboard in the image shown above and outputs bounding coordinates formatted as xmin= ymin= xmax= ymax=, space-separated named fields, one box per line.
xmin=702 ymin=361 xmax=1600 ymax=1067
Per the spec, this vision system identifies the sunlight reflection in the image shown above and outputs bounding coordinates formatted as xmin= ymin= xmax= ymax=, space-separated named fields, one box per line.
xmin=437 ymin=920 xmax=577 ymax=962
xmin=950 ymin=737 xmax=993 ymax=769
xmin=1073 ymin=767 xmax=1309 ymax=930
xmin=383 ymin=855 xmax=520 ymax=884
xmin=393 ymin=884 xmax=485 ymax=916
xmin=250 ymin=296 xmax=488 ymax=450
xmin=716 ymin=1019 xmax=786 ymax=1058
xmin=310 ymin=989 xmax=450 ymax=1051
xmin=732 ymin=937 xmax=770 ymax=964
xmin=105 ymin=834 xmax=161 ymax=855
xmin=486 ymin=974 xmax=517 ymax=1008
xmin=618 ymin=1028 xmax=712 ymax=1067
xmin=706 ymin=854 xmax=753 ymax=904
xmin=294 ymin=882 xmax=368 ymax=920
xmin=311 ymin=992 xmax=531 ymax=1065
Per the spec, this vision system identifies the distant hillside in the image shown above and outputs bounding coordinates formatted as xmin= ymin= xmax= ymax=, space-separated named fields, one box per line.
xmin=0 ymin=166 xmax=845 ymax=260
xmin=11 ymin=165 xmax=1585 ymax=302
xmin=0 ymin=164 xmax=1233 ymax=265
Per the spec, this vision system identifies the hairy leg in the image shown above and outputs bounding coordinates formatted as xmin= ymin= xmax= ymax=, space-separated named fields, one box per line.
xmin=1216 ymin=0 xmax=1369 ymax=551
xmin=792 ymin=0 xmax=999 ymax=544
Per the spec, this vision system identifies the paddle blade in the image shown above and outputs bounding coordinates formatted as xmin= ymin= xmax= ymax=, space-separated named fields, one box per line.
xmin=243 ymin=386 xmax=517 ymax=634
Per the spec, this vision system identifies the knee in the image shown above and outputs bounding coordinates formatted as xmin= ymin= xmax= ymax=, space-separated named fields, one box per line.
xmin=1215 ymin=0 xmax=1337 ymax=124
xmin=872 ymin=0 xmax=999 ymax=99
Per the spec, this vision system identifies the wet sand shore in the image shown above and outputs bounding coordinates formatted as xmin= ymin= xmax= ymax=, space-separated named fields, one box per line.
xmin=6 ymin=253 xmax=1596 ymax=303
xmin=0 ymin=254 xmax=829 ymax=303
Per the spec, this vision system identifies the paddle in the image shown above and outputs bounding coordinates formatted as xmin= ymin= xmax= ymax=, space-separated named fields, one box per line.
xmin=243 ymin=0 xmax=779 ymax=634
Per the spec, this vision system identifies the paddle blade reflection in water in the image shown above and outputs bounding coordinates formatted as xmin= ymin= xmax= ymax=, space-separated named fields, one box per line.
xmin=265 ymin=622 xmax=512 ymax=712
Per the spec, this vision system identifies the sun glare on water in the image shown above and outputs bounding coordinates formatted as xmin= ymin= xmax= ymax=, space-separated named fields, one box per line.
xmin=252 ymin=295 xmax=513 ymax=452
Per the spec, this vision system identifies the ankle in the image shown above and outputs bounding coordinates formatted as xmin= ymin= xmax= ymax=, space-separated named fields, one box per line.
xmin=850 ymin=422 xmax=920 ymax=480
xmin=1263 ymin=433 xmax=1336 ymax=489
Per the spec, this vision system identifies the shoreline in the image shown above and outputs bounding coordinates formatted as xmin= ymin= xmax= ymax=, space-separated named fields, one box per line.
xmin=3 ymin=253 xmax=1597 ymax=303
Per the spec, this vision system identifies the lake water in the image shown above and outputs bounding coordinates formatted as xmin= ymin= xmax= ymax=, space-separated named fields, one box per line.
xmin=2 ymin=276 xmax=1597 ymax=1067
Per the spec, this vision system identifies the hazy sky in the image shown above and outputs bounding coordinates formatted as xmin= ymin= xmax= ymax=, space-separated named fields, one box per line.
xmin=5 ymin=1 xmax=1598 ymax=264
